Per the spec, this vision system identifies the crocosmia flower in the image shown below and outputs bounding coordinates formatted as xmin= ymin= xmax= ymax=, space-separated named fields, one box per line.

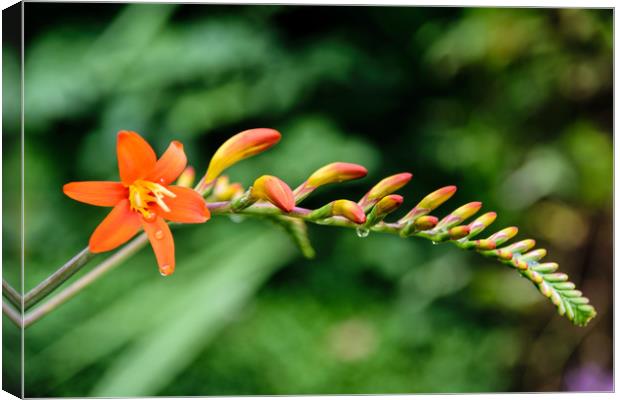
xmin=63 ymin=131 xmax=210 ymax=276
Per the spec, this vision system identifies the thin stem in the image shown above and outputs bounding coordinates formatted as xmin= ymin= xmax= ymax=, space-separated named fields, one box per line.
xmin=2 ymin=279 xmax=21 ymax=309
xmin=23 ymin=246 xmax=94 ymax=310
xmin=23 ymin=234 xmax=148 ymax=328
xmin=2 ymin=301 xmax=22 ymax=328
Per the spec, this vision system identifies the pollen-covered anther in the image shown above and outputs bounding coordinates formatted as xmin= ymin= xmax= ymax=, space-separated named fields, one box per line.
xmin=129 ymin=179 xmax=177 ymax=217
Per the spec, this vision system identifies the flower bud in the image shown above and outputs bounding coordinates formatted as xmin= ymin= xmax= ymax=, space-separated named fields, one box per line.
xmin=467 ymin=212 xmax=497 ymax=237
xmin=500 ymin=239 xmax=536 ymax=255
xmin=413 ymin=215 xmax=438 ymax=231
xmin=204 ymin=128 xmax=281 ymax=183
xmin=365 ymin=195 xmax=404 ymax=227
xmin=306 ymin=162 xmax=368 ymax=188
xmin=374 ymin=194 xmax=403 ymax=216
xmin=177 ymin=166 xmax=195 ymax=188
xmin=436 ymin=202 xmax=482 ymax=229
xmin=213 ymin=176 xmax=244 ymax=201
xmin=400 ymin=186 xmax=457 ymax=223
xmin=487 ymin=227 xmax=518 ymax=246
xmin=473 ymin=239 xmax=496 ymax=250
xmin=251 ymin=175 xmax=295 ymax=212
xmin=521 ymin=249 xmax=547 ymax=262
xmin=359 ymin=172 xmax=412 ymax=210
xmin=332 ymin=200 xmax=366 ymax=224
xmin=532 ymin=262 xmax=558 ymax=274
xmin=448 ymin=225 xmax=470 ymax=240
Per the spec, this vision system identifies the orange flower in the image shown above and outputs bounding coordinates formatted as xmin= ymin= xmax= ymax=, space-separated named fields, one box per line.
xmin=63 ymin=131 xmax=210 ymax=276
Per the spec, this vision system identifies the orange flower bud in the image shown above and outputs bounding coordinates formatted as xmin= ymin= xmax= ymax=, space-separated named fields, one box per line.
xmin=400 ymin=186 xmax=457 ymax=223
xmin=416 ymin=185 xmax=457 ymax=211
xmin=176 ymin=166 xmax=195 ymax=188
xmin=306 ymin=162 xmax=368 ymax=188
xmin=205 ymin=128 xmax=281 ymax=183
xmin=252 ymin=175 xmax=295 ymax=213
xmin=332 ymin=200 xmax=366 ymax=224
xmin=359 ymin=172 xmax=412 ymax=210
xmin=448 ymin=225 xmax=470 ymax=240
xmin=413 ymin=215 xmax=438 ymax=231
xmin=213 ymin=176 xmax=244 ymax=201
xmin=374 ymin=194 xmax=404 ymax=216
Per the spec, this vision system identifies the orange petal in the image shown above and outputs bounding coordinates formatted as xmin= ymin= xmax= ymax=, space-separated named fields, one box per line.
xmin=252 ymin=175 xmax=295 ymax=212
xmin=89 ymin=199 xmax=141 ymax=253
xmin=63 ymin=181 xmax=127 ymax=207
xmin=147 ymin=141 xmax=187 ymax=185
xmin=204 ymin=128 xmax=281 ymax=183
xmin=152 ymin=186 xmax=210 ymax=223
xmin=141 ymin=216 xmax=175 ymax=276
xmin=117 ymin=131 xmax=157 ymax=185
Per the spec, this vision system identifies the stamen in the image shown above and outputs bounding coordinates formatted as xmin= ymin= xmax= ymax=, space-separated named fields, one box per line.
xmin=128 ymin=179 xmax=176 ymax=217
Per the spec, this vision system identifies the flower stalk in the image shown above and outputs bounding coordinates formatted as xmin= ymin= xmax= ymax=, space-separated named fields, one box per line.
xmin=2 ymin=127 xmax=597 ymax=330
xmin=2 ymin=279 xmax=21 ymax=309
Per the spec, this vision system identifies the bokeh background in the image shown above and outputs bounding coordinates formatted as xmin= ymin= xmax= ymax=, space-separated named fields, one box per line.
xmin=2 ymin=4 xmax=613 ymax=396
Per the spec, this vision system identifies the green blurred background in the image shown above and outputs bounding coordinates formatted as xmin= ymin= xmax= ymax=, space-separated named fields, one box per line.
xmin=2 ymin=4 xmax=612 ymax=396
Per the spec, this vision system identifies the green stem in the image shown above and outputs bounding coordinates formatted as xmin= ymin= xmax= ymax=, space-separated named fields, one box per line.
xmin=23 ymin=234 xmax=149 ymax=328
xmin=2 ymin=301 xmax=22 ymax=328
xmin=23 ymin=246 xmax=94 ymax=310
xmin=2 ymin=279 xmax=21 ymax=309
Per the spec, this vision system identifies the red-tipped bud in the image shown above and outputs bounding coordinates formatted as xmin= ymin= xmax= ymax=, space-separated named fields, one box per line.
xmin=332 ymin=200 xmax=366 ymax=224
xmin=177 ymin=166 xmax=195 ymax=188
xmin=252 ymin=175 xmax=295 ymax=212
xmin=468 ymin=212 xmax=497 ymax=237
xmin=306 ymin=162 xmax=368 ymax=188
xmin=414 ymin=215 xmax=438 ymax=231
xmin=400 ymin=186 xmax=457 ymax=223
xmin=205 ymin=128 xmax=281 ymax=183
xmin=487 ymin=227 xmax=518 ymax=246
xmin=374 ymin=194 xmax=404 ymax=216
xmin=437 ymin=202 xmax=482 ymax=229
xmin=449 ymin=225 xmax=470 ymax=240
xmin=359 ymin=173 xmax=412 ymax=210
xmin=213 ymin=176 xmax=244 ymax=201
xmin=417 ymin=185 xmax=457 ymax=211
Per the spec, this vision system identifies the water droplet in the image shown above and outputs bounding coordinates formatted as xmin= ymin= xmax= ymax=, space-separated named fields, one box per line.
xmin=356 ymin=228 xmax=370 ymax=238
xmin=142 ymin=211 xmax=157 ymax=222
xmin=432 ymin=241 xmax=438 ymax=245
xmin=159 ymin=264 xmax=173 ymax=276
xmin=159 ymin=178 xmax=166 ymax=184
xmin=230 ymin=215 xmax=245 ymax=223
xmin=155 ymin=230 xmax=164 ymax=240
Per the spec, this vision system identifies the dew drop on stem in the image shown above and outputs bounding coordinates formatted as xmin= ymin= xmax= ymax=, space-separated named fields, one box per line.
xmin=356 ymin=228 xmax=370 ymax=238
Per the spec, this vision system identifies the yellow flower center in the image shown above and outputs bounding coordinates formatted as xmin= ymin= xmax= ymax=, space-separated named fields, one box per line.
xmin=128 ymin=179 xmax=176 ymax=219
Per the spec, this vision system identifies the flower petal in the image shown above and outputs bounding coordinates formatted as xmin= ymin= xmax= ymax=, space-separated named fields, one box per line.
xmin=141 ymin=216 xmax=175 ymax=276
xmin=147 ymin=140 xmax=187 ymax=185
xmin=117 ymin=130 xmax=157 ymax=185
xmin=152 ymin=186 xmax=210 ymax=223
xmin=89 ymin=199 xmax=141 ymax=253
xmin=63 ymin=181 xmax=127 ymax=207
